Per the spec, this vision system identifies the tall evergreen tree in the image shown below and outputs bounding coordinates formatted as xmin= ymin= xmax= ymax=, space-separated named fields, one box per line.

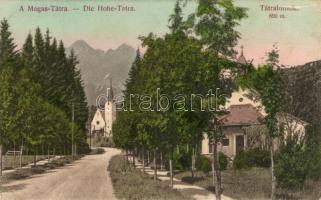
xmin=0 ymin=18 xmax=18 ymax=69
xmin=21 ymin=33 xmax=33 ymax=69
xmin=124 ymin=48 xmax=141 ymax=96
xmin=168 ymin=1 xmax=184 ymax=33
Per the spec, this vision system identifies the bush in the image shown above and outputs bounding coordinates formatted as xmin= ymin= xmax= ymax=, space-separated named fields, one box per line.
xmin=218 ymin=152 xmax=228 ymax=171
xmin=196 ymin=156 xmax=212 ymax=174
xmin=77 ymin=141 xmax=90 ymax=154
xmin=89 ymin=148 xmax=105 ymax=155
xmin=233 ymin=149 xmax=270 ymax=169
xmin=98 ymin=137 xmax=115 ymax=148
xmin=173 ymin=149 xmax=191 ymax=171
xmin=196 ymin=153 xmax=228 ymax=174
xmin=275 ymin=138 xmax=308 ymax=188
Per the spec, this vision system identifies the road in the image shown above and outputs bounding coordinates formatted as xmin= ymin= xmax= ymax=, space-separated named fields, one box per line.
xmin=0 ymin=148 xmax=120 ymax=200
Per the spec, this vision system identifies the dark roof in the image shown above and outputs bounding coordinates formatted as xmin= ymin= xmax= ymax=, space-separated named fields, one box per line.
xmin=219 ymin=104 xmax=263 ymax=126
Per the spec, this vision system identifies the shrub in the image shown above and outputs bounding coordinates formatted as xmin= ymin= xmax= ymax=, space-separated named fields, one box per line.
xmin=196 ymin=153 xmax=228 ymax=174
xmin=77 ymin=141 xmax=90 ymax=154
xmin=275 ymin=138 xmax=308 ymax=188
xmin=233 ymin=149 xmax=270 ymax=169
xmin=89 ymin=148 xmax=105 ymax=155
xmin=101 ymin=138 xmax=115 ymax=147
xmin=196 ymin=156 xmax=211 ymax=174
xmin=173 ymin=149 xmax=191 ymax=171
xmin=218 ymin=152 xmax=228 ymax=171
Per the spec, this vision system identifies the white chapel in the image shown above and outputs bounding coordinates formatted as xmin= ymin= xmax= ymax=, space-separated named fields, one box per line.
xmin=91 ymin=79 xmax=116 ymax=137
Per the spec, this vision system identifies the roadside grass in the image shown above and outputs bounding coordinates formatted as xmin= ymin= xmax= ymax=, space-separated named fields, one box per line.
xmin=3 ymin=155 xmax=49 ymax=170
xmin=175 ymin=169 xmax=321 ymax=200
xmin=0 ymin=155 xmax=82 ymax=186
xmin=108 ymin=155 xmax=191 ymax=200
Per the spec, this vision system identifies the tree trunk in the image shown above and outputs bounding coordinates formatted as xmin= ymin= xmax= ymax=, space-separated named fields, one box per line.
xmin=133 ymin=149 xmax=136 ymax=166
xmin=20 ymin=142 xmax=23 ymax=168
xmin=212 ymin=140 xmax=221 ymax=200
xmin=153 ymin=150 xmax=157 ymax=181
xmin=169 ymin=159 xmax=173 ymax=189
xmin=271 ymin=139 xmax=276 ymax=200
xmin=125 ymin=149 xmax=129 ymax=163
xmin=191 ymin=147 xmax=196 ymax=178
xmin=0 ymin=145 xmax=3 ymax=177
xmin=160 ymin=152 xmax=163 ymax=171
xmin=33 ymin=148 xmax=37 ymax=167
xmin=142 ymin=147 xmax=145 ymax=172
xmin=47 ymin=147 xmax=50 ymax=163
xmin=26 ymin=146 xmax=29 ymax=164
xmin=13 ymin=142 xmax=16 ymax=169
xmin=147 ymin=150 xmax=150 ymax=165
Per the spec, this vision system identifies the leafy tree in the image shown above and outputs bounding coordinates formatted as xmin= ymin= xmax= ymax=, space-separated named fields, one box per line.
xmin=239 ymin=48 xmax=284 ymax=200
xmin=192 ymin=1 xmax=248 ymax=199
xmin=194 ymin=0 xmax=248 ymax=57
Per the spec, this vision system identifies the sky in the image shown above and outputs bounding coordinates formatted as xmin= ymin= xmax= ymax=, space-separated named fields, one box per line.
xmin=0 ymin=0 xmax=321 ymax=66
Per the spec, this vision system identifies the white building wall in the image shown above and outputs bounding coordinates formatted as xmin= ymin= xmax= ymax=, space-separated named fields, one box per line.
xmin=91 ymin=110 xmax=106 ymax=131
xmin=105 ymin=100 xmax=116 ymax=137
xmin=226 ymin=89 xmax=266 ymax=116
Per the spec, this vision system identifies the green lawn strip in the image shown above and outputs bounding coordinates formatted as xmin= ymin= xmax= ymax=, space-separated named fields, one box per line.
xmin=175 ymin=169 xmax=321 ymax=200
xmin=3 ymin=155 xmax=51 ymax=170
xmin=0 ymin=155 xmax=83 ymax=186
xmin=108 ymin=155 xmax=191 ymax=200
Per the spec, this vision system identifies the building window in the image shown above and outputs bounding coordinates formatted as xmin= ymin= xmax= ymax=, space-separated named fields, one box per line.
xmin=208 ymin=142 xmax=212 ymax=153
xmin=222 ymin=138 xmax=229 ymax=146
xmin=96 ymin=121 xmax=100 ymax=125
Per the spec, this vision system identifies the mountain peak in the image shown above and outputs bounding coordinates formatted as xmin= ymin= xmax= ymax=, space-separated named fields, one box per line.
xmin=116 ymin=43 xmax=134 ymax=51
xmin=70 ymin=40 xmax=94 ymax=51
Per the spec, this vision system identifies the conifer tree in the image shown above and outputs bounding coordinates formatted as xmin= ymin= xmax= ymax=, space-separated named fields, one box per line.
xmin=21 ymin=33 xmax=33 ymax=69
xmin=124 ymin=48 xmax=141 ymax=96
xmin=0 ymin=18 xmax=18 ymax=69
xmin=168 ymin=1 xmax=184 ymax=33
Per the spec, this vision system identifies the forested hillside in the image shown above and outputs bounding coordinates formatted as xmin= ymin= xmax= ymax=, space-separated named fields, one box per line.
xmin=282 ymin=60 xmax=321 ymax=126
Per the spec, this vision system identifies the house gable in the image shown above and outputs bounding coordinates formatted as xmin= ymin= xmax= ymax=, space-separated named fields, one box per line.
xmin=91 ymin=109 xmax=106 ymax=131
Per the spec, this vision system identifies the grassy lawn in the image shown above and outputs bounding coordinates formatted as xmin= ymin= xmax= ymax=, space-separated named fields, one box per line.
xmin=0 ymin=155 xmax=82 ymax=187
xmin=175 ymin=168 xmax=321 ymax=200
xmin=108 ymin=155 xmax=191 ymax=200
xmin=3 ymin=155 xmax=50 ymax=170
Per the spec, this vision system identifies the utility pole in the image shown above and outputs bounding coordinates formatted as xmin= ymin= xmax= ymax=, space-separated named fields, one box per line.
xmin=72 ymin=103 xmax=74 ymax=159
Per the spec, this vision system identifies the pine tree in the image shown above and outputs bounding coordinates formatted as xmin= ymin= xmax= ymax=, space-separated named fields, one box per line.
xmin=21 ymin=33 xmax=33 ymax=70
xmin=124 ymin=48 xmax=141 ymax=96
xmin=0 ymin=18 xmax=18 ymax=70
xmin=168 ymin=1 xmax=184 ymax=33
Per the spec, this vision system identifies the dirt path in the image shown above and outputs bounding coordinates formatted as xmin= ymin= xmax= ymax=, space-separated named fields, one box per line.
xmin=0 ymin=148 xmax=120 ymax=200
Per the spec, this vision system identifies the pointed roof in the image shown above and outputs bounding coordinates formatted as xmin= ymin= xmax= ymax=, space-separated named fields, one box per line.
xmin=237 ymin=46 xmax=247 ymax=64
xmin=107 ymin=78 xmax=114 ymax=101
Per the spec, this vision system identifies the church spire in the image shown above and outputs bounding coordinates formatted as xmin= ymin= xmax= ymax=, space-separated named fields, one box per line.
xmin=107 ymin=77 xmax=114 ymax=101
xmin=237 ymin=45 xmax=247 ymax=64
